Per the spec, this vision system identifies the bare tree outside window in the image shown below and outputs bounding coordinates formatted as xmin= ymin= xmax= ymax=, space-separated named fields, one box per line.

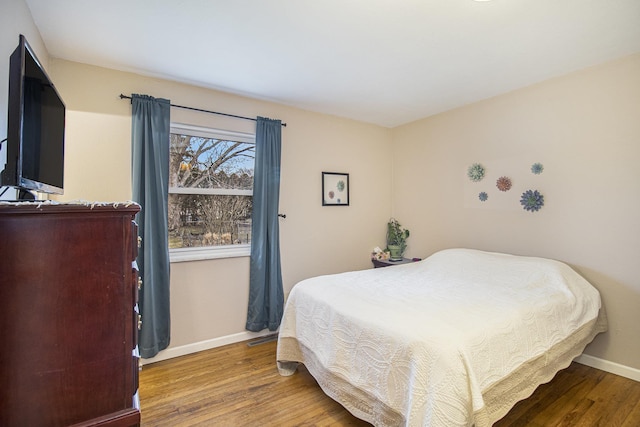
xmin=168 ymin=127 xmax=255 ymax=249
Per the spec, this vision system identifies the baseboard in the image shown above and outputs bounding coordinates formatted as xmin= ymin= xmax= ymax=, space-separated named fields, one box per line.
xmin=575 ymin=354 xmax=640 ymax=382
xmin=140 ymin=330 xmax=275 ymax=366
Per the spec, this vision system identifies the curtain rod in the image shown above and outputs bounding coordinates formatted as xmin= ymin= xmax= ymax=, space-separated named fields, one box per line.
xmin=119 ymin=94 xmax=286 ymax=127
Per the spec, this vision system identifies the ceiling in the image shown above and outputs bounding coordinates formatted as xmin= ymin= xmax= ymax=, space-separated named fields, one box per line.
xmin=25 ymin=0 xmax=640 ymax=128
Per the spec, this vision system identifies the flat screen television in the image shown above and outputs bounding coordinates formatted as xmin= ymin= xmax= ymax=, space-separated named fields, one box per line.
xmin=1 ymin=34 xmax=65 ymax=198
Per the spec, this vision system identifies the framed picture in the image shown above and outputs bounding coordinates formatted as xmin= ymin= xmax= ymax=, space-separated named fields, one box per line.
xmin=322 ymin=172 xmax=349 ymax=206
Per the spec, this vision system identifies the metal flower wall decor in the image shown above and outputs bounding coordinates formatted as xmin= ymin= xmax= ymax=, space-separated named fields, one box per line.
xmin=496 ymin=176 xmax=512 ymax=192
xmin=520 ymin=190 xmax=544 ymax=212
xmin=467 ymin=161 xmax=546 ymax=213
xmin=467 ymin=163 xmax=485 ymax=182
xmin=531 ymin=163 xmax=544 ymax=175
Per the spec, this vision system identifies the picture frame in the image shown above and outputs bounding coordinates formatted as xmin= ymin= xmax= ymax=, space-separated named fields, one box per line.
xmin=322 ymin=172 xmax=349 ymax=206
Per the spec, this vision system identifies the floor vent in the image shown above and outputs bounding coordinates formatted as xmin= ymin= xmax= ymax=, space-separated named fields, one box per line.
xmin=247 ymin=334 xmax=278 ymax=347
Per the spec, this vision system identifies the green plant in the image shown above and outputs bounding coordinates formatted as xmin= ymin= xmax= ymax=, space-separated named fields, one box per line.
xmin=386 ymin=218 xmax=410 ymax=254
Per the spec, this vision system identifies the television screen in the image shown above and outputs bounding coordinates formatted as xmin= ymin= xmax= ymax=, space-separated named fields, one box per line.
xmin=2 ymin=35 xmax=65 ymax=197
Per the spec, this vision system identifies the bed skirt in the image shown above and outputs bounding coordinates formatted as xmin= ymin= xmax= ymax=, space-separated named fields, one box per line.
xmin=277 ymin=308 xmax=607 ymax=427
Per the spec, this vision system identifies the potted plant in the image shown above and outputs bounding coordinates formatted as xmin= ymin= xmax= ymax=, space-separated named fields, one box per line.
xmin=386 ymin=218 xmax=410 ymax=261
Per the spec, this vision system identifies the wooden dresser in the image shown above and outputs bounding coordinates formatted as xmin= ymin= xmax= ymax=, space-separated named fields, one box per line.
xmin=0 ymin=203 xmax=141 ymax=427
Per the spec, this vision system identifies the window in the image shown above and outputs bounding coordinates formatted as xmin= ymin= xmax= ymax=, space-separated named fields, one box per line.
xmin=168 ymin=124 xmax=255 ymax=261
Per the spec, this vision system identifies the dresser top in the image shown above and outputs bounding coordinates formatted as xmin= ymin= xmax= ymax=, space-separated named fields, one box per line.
xmin=0 ymin=200 xmax=141 ymax=215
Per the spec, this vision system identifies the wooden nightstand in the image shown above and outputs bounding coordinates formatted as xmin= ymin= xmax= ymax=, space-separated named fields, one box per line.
xmin=372 ymin=257 xmax=421 ymax=268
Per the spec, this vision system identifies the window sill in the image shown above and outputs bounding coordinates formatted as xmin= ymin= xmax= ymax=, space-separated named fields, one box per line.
xmin=170 ymin=245 xmax=251 ymax=263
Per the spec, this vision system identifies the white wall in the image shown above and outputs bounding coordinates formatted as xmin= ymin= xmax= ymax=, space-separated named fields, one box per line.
xmin=392 ymin=54 xmax=640 ymax=371
xmin=47 ymin=59 xmax=393 ymax=353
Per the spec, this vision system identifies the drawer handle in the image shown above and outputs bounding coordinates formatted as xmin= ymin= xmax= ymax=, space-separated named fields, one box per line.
xmin=137 ymin=236 xmax=142 ymax=248
xmin=137 ymin=277 xmax=143 ymax=290
xmin=138 ymin=315 xmax=142 ymax=330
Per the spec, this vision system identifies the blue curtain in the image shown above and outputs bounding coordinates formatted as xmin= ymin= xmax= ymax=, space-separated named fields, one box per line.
xmin=246 ymin=117 xmax=284 ymax=332
xmin=131 ymin=94 xmax=171 ymax=358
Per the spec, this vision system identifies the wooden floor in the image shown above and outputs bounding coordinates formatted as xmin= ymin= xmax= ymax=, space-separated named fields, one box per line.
xmin=139 ymin=339 xmax=640 ymax=426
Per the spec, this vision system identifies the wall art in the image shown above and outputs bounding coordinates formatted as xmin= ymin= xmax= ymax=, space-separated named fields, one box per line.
xmin=496 ymin=176 xmax=512 ymax=192
xmin=520 ymin=189 xmax=544 ymax=212
xmin=531 ymin=163 xmax=544 ymax=175
xmin=467 ymin=163 xmax=485 ymax=182
xmin=322 ymin=172 xmax=350 ymax=206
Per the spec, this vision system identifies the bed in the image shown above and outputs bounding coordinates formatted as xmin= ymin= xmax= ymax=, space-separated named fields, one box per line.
xmin=276 ymin=248 xmax=607 ymax=427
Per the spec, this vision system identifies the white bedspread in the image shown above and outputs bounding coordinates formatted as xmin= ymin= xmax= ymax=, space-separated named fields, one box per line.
xmin=277 ymin=248 xmax=606 ymax=426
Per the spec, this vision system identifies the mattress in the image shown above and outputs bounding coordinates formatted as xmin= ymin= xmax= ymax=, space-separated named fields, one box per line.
xmin=277 ymin=248 xmax=607 ymax=426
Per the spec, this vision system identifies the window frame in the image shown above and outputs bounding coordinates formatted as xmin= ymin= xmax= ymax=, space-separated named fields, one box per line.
xmin=168 ymin=123 xmax=255 ymax=263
